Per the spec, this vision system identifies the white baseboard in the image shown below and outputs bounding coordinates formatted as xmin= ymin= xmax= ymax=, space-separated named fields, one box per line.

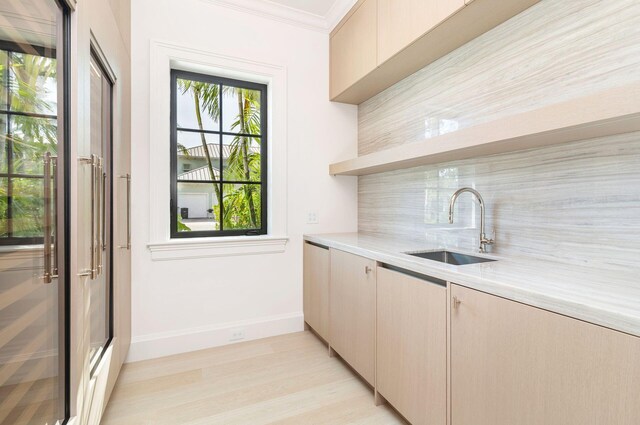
xmin=126 ymin=312 xmax=304 ymax=362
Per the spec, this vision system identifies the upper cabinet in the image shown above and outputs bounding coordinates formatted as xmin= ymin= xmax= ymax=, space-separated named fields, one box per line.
xmin=329 ymin=0 xmax=377 ymax=100
xmin=377 ymin=0 xmax=464 ymax=64
xmin=330 ymin=0 xmax=541 ymax=104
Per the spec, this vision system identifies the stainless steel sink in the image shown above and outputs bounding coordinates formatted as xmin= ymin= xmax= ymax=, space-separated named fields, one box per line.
xmin=406 ymin=250 xmax=496 ymax=265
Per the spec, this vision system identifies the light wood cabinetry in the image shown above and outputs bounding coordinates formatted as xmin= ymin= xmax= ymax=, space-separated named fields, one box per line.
xmin=330 ymin=0 xmax=540 ymax=104
xmin=329 ymin=0 xmax=377 ymax=100
xmin=376 ymin=267 xmax=447 ymax=425
xmin=303 ymin=242 xmax=330 ymax=341
xmin=450 ymin=284 xmax=640 ymax=425
xmin=377 ymin=0 xmax=464 ymax=64
xmin=329 ymin=249 xmax=376 ymax=385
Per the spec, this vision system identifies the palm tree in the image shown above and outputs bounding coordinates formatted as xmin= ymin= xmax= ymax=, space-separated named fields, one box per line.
xmin=224 ymin=88 xmax=261 ymax=228
xmin=177 ymin=79 xmax=222 ymax=215
xmin=1 ymin=50 xmax=58 ymax=237
xmin=178 ymin=80 xmax=262 ymax=231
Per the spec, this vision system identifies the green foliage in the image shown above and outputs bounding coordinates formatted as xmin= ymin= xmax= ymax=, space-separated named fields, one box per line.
xmin=221 ymin=184 xmax=261 ymax=230
xmin=178 ymin=79 xmax=263 ymax=232
xmin=221 ymin=89 xmax=261 ymax=229
xmin=1 ymin=50 xmax=58 ymax=240
xmin=177 ymin=215 xmax=191 ymax=232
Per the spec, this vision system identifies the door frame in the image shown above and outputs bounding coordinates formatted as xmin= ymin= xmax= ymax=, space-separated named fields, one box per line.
xmin=67 ymin=0 xmax=131 ymax=422
xmin=87 ymin=42 xmax=115 ymax=377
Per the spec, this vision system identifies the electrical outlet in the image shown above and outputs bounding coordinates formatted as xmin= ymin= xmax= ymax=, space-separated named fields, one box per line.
xmin=307 ymin=211 xmax=319 ymax=224
xmin=229 ymin=329 xmax=245 ymax=342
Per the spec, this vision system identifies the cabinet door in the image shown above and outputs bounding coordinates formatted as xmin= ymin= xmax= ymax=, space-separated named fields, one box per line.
xmin=377 ymin=0 xmax=464 ymax=64
xmin=329 ymin=249 xmax=376 ymax=385
xmin=329 ymin=0 xmax=377 ymax=99
xmin=377 ymin=267 xmax=447 ymax=425
xmin=303 ymin=242 xmax=330 ymax=341
xmin=451 ymin=284 xmax=640 ymax=425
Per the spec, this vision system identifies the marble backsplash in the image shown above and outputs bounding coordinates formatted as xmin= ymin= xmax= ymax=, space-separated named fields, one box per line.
xmin=357 ymin=0 xmax=640 ymax=271
xmin=358 ymin=133 xmax=640 ymax=271
xmin=358 ymin=0 xmax=640 ymax=155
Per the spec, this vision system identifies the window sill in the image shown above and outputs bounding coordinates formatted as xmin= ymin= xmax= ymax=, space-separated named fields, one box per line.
xmin=147 ymin=235 xmax=289 ymax=261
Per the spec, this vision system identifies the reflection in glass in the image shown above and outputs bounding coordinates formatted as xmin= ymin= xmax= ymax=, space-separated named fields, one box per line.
xmin=9 ymin=52 xmax=58 ymax=115
xmin=1 ymin=43 xmax=58 ymax=243
xmin=0 ymin=50 xmax=7 ymax=110
xmin=177 ymin=182 xmax=220 ymax=232
xmin=88 ymin=53 xmax=113 ymax=374
xmin=10 ymin=177 xmax=44 ymax=238
xmin=10 ymin=116 xmax=57 ymax=175
xmin=0 ymin=114 xmax=6 ymax=173
xmin=0 ymin=0 xmax=67 ymax=423
xmin=0 ymin=177 xmax=7 ymax=236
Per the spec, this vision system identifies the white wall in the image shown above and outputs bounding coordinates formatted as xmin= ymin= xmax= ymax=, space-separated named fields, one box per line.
xmin=129 ymin=0 xmax=358 ymax=361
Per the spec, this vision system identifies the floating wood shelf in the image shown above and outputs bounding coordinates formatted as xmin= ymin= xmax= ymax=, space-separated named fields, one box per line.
xmin=330 ymin=84 xmax=640 ymax=176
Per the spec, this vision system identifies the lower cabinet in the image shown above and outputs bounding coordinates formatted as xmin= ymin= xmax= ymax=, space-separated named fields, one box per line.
xmin=303 ymin=242 xmax=330 ymax=341
xmin=303 ymin=241 xmax=640 ymax=425
xmin=450 ymin=284 xmax=640 ymax=425
xmin=376 ymin=267 xmax=447 ymax=425
xmin=329 ymin=248 xmax=376 ymax=385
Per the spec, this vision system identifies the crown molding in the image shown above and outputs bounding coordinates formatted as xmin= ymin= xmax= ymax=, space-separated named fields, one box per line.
xmin=201 ymin=0 xmax=329 ymax=32
xmin=200 ymin=0 xmax=357 ymax=33
xmin=325 ymin=0 xmax=358 ymax=32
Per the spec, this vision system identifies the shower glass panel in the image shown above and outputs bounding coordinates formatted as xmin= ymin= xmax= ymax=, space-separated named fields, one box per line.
xmin=0 ymin=0 xmax=69 ymax=424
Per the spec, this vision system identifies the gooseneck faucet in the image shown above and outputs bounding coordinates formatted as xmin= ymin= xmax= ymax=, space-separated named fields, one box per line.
xmin=449 ymin=187 xmax=495 ymax=253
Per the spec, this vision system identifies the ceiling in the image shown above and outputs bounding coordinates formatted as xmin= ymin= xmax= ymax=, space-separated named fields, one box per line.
xmin=267 ymin=0 xmax=338 ymax=16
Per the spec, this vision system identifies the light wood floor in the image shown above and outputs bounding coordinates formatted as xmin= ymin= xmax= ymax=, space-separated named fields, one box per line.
xmin=101 ymin=331 xmax=407 ymax=425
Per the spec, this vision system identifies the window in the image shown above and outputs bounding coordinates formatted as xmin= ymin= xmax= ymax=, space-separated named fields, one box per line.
xmin=170 ymin=70 xmax=267 ymax=237
xmin=0 ymin=42 xmax=59 ymax=245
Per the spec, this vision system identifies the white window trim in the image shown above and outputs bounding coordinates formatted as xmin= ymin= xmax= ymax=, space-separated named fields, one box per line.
xmin=147 ymin=40 xmax=288 ymax=260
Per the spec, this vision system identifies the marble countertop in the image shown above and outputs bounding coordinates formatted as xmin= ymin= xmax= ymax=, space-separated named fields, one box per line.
xmin=304 ymin=232 xmax=640 ymax=338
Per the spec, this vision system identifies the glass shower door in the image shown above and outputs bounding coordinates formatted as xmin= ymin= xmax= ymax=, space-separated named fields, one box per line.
xmin=0 ymin=1 xmax=68 ymax=424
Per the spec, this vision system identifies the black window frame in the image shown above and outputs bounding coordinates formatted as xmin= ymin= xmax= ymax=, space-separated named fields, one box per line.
xmin=0 ymin=41 xmax=58 ymax=245
xmin=170 ymin=69 xmax=268 ymax=238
